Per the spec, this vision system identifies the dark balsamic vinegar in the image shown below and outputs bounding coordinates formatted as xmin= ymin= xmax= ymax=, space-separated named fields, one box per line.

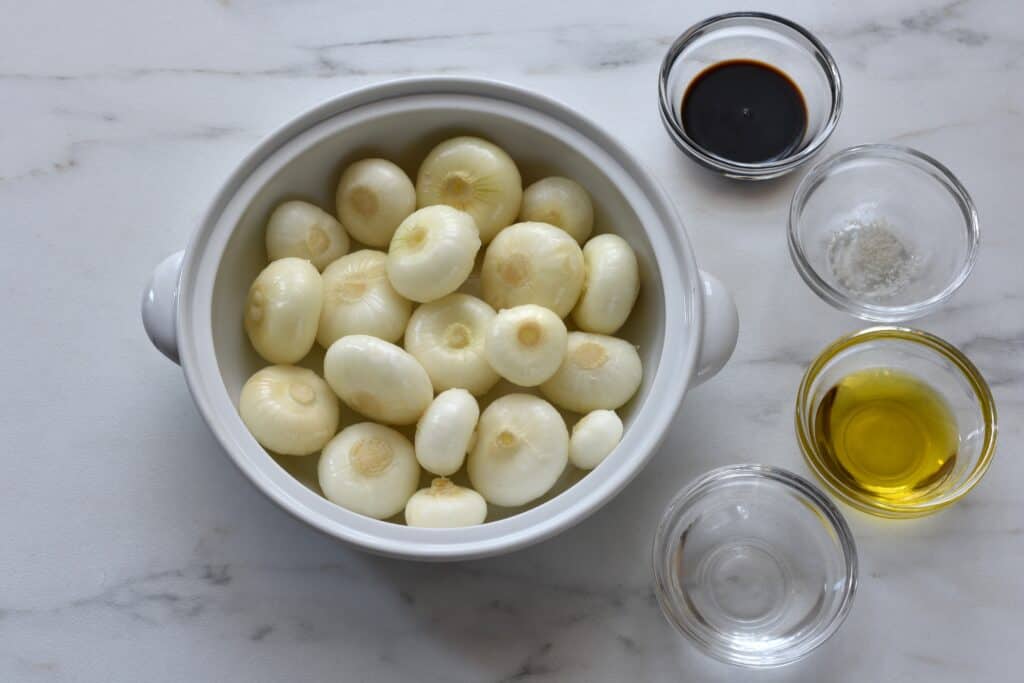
xmin=681 ymin=60 xmax=808 ymax=164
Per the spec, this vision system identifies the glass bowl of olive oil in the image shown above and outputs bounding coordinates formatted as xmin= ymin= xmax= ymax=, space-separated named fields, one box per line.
xmin=796 ymin=327 xmax=997 ymax=518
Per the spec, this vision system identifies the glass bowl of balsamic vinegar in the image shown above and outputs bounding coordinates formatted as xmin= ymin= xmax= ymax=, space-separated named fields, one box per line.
xmin=659 ymin=12 xmax=842 ymax=180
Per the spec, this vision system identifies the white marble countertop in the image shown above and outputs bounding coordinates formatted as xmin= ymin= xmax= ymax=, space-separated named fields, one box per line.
xmin=3 ymin=0 xmax=1022 ymax=680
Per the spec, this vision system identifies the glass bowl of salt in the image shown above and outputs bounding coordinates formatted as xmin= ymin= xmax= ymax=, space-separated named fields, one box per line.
xmin=788 ymin=144 xmax=979 ymax=322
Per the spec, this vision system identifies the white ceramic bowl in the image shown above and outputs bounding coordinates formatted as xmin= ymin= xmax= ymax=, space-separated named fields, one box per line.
xmin=142 ymin=77 xmax=738 ymax=560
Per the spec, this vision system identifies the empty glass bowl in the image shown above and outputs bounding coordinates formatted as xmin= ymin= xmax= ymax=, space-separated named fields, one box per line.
xmin=659 ymin=12 xmax=842 ymax=179
xmin=652 ymin=465 xmax=857 ymax=668
xmin=796 ymin=327 xmax=997 ymax=518
xmin=789 ymin=144 xmax=980 ymax=321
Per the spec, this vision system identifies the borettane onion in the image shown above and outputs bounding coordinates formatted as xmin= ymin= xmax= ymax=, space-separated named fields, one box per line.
xmin=569 ymin=410 xmax=623 ymax=470
xmin=467 ymin=394 xmax=568 ymax=507
xmin=572 ymin=234 xmax=640 ymax=334
xmin=415 ymin=388 xmax=479 ymax=476
xmin=404 ymin=478 xmax=487 ymax=528
xmin=404 ymin=293 xmax=499 ymax=396
xmin=318 ymin=422 xmax=420 ymax=519
xmin=484 ymin=304 xmax=567 ymax=387
xmin=387 ymin=205 xmax=481 ymax=303
xmin=244 ymin=257 xmax=322 ymax=364
xmin=265 ymin=200 xmax=350 ymax=270
xmin=239 ymin=365 xmax=339 ymax=456
xmin=540 ymin=332 xmax=642 ymax=412
xmin=323 ymin=335 xmax=433 ymax=425
xmin=416 ymin=136 xmax=522 ymax=243
xmin=480 ymin=222 xmax=584 ymax=317
xmin=336 ymin=158 xmax=416 ymax=248
xmin=318 ymin=250 xmax=412 ymax=347
xmin=518 ymin=177 xmax=594 ymax=244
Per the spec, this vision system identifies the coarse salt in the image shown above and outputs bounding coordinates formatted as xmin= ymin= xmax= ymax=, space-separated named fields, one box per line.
xmin=826 ymin=218 xmax=918 ymax=300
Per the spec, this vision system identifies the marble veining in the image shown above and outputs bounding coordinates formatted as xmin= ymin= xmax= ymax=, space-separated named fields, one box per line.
xmin=2 ymin=0 xmax=1023 ymax=680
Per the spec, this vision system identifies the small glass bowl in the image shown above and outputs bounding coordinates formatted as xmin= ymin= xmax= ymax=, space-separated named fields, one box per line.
xmin=653 ymin=465 xmax=857 ymax=668
xmin=789 ymin=145 xmax=980 ymax=321
xmin=659 ymin=12 xmax=842 ymax=180
xmin=796 ymin=327 xmax=997 ymax=518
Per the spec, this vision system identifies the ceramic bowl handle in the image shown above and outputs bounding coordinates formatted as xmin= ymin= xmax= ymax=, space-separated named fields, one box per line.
xmin=694 ymin=270 xmax=738 ymax=385
xmin=141 ymin=250 xmax=184 ymax=364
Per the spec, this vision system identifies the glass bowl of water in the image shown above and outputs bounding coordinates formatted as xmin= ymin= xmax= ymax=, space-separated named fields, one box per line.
xmin=652 ymin=464 xmax=857 ymax=668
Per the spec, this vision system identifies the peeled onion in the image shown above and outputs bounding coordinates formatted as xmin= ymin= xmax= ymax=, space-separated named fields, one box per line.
xmin=404 ymin=293 xmax=499 ymax=395
xmin=484 ymin=304 xmax=567 ymax=387
xmin=318 ymin=250 xmax=412 ymax=346
xmin=336 ymin=158 xmax=416 ymax=248
xmin=416 ymin=136 xmax=522 ymax=243
xmin=244 ymin=257 xmax=322 ymax=364
xmin=265 ymin=200 xmax=350 ymax=270
xmin=239 ymin=365 xmax=339 ymax=456
xmin=540 ymin=332 xmax=642 ymax=412
xmin=405 ymin=478 xmax=487 ymax=528
xmin=569 ymin=410 xmax=623 ymax=470
xmin=319 ymin=422 xmax=420 ymax=519
xmin=387 ymin=205 xmax=481 ymax=303
xmin=467 ymin=394 xmax=568 ymax=507
xmin=519 ymin=177 xmax=594 ymax=244
xmin=480 ymin=222 xmax=584 ymax=317
xmin=572 ymin=234 xmax=640 ymax=334
xmin=415 ymin=388 xmax=479 ymax=476
xmin=323 ymin=335 xmax=433 ymax=425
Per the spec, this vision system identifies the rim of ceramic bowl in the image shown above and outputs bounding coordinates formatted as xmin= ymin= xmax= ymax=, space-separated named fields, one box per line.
xmin=652 ymin=464 xmax=858 ymax=668
xmin=658 ymin=11 xmax=843 ymax=180
xmin=788 ymin=144 xmax=981 ymax=322
xmin=795 ymin=326 xmax=998 ymax=518
xmin=175 ymin=76 xmax=703 ymax=560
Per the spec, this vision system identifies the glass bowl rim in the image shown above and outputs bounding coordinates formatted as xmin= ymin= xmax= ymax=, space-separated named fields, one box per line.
xmin=651 ymin=463 xmax=859 ymax=668
xmin=787 ymin=143 xmax=981 ymax=321
xmin=657 ymin=11 xmax=843 ymax=179
xmin=795 ymin=326 xmax=998 ymax=518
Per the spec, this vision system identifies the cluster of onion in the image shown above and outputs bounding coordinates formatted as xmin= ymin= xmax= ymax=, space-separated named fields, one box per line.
xmin=238 ymin=136 xmax=642 ymax=528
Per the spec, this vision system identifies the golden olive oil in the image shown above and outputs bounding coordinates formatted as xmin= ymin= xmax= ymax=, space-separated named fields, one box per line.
xmin=813 ymin=368 xmax=958 ymax=502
